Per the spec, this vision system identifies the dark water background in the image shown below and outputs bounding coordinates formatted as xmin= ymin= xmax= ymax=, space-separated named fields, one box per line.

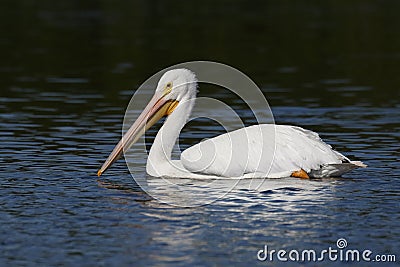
xmin=1 ymin=1 xmax=399 ymax=266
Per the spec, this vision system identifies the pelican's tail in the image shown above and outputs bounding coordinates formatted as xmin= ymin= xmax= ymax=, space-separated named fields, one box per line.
xmin=309 ymin=161 xmax=367 ymax=178
xmin=349 ymin=160 xmax=367 ymax=168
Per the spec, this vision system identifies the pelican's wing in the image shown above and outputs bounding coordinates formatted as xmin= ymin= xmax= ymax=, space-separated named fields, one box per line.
xmin=181 ymin=124 xmax=359 ymax=178
xmin=269 ymin=125 xmax=346 ymax=176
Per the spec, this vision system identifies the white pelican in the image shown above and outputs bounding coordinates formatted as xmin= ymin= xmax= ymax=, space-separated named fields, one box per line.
xmin=97 ymin=69 xmax=366 ymax=179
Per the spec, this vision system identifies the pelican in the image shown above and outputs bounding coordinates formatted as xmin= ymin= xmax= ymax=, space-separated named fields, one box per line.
xmin=97 ymin=69 xmax=366 ymax=179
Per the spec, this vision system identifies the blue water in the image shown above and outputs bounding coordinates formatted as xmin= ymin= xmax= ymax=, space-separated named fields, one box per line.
xmin=1 ymin=1 xmax=400 ymax=266
xmin=1 ymin=83 xmax=399 ymax=266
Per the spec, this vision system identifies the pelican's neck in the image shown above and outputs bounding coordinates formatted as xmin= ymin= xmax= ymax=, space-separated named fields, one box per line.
xmin=147 ymin=96 xmax=195 ymax=175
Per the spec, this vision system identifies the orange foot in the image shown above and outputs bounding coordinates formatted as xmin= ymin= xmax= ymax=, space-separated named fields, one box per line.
xmin=291 ymin=169 xmax=310 ymax=179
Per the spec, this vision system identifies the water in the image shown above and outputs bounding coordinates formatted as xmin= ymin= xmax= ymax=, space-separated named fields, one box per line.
xmin=1 ymin=1 xmax=399 ymax=266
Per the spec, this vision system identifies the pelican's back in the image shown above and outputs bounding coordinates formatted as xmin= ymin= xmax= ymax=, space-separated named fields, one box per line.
xmin=181 ymin=124 xmax=363 ymax=178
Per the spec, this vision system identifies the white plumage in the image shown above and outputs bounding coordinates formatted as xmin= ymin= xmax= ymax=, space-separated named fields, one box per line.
xmin=181 ymin=125 xmax=351 ymax=178
xmin=98 ymin=69 xmax=366 ymax=178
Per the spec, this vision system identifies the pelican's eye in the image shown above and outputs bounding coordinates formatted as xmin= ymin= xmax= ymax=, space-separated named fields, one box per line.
xmin=164 ymin=82 xmax=173 ymax=94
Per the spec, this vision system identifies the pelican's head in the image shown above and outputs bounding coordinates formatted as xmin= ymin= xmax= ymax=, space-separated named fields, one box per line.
xmin=156 ymin=68 xmax=197 ymax=102
xmin=97 ymin=68 xmax=197 ymax=176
